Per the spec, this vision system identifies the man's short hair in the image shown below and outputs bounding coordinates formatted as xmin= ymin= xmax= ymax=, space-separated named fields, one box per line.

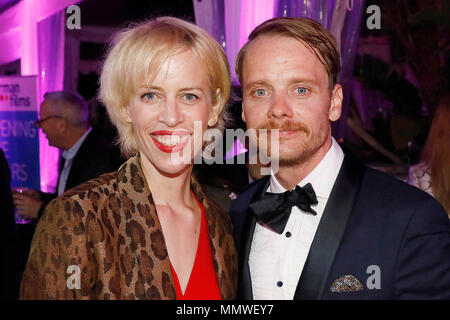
xmin=43 ymin=91 xmax=89 ymax=128
xmin=236 ymin=17 xmax=341 ymax=90
xmin=99 ymin=16 xmax=231 ymax=158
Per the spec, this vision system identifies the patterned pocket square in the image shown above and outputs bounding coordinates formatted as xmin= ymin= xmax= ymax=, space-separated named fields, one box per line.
xmin=330 ymin=275 xmax=364 ymax=292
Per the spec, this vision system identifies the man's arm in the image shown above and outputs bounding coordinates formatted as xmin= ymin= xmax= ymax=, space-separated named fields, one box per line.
xmin=395 ymin=197 xmax=450 ymax=299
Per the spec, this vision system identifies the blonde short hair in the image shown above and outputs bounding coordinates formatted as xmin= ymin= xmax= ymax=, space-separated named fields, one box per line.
xmin=236 ymin=17 xmax=340 ymax=90
xmin=99 ymin=16 xmax=231 ymax=158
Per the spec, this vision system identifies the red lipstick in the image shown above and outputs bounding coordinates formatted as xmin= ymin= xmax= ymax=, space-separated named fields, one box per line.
xmin=151 ymin=130 xmax=190 ymax=153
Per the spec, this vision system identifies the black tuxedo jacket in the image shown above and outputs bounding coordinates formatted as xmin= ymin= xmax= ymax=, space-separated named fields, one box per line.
xmin=230 ymin=156 xmax=450 ymax=299
xmin=38 ymin=130 xmax=124 ymax=217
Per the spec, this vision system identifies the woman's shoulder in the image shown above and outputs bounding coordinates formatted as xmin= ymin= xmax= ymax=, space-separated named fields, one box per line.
xmin=62 ymin=171 xmax=119 ymax=200
xmin=59 ymin=156 xmax=135 ymax=203
xmin=42 ymin=156 xmax=140 ymax=223
xmin=42 ymin=171 xmax=119 ymax=222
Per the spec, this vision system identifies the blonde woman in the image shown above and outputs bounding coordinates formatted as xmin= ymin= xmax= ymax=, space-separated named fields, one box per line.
xmin=408 ymin=95 xmax=450 ymax=217
xmin=20 ymin=17 xmax=237 ymax=300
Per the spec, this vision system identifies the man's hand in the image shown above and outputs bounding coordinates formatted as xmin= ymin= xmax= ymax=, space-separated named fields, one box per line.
xmin=12 ymin=190 xmax=43 ymax=219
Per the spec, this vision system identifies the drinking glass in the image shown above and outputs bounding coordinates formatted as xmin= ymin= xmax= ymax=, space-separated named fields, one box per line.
xmin=12 ymin=187 xmax=36 ymax=224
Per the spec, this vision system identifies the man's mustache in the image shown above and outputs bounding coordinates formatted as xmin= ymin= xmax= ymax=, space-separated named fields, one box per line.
xmin=256 ymin=120 xmax=310 ymax=134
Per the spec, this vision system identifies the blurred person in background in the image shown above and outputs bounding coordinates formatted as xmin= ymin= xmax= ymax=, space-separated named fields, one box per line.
xmin=12 ymin=91 xmax=124 ymax=221
xmin=408 ymin=94 xmax=450 ymax=217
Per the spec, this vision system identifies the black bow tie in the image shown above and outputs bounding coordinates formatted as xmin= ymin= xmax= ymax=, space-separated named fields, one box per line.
xmin=249 ymin=183 xmax=318 ymax=234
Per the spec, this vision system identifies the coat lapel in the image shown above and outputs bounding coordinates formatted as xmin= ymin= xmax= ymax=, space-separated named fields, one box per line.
xmin=190 ymin=176 xmax=238 ymax=300
xmin=65 ymin=131 xmax=93 ymax=191
xmin=117 ymin=155 xmax=177 ymax=299
xmin=237 ymin=177 xmax=270 ymax=299
xmin=56 ymin=156 xmax=65 ymax=192
xmin=239 ymin=214 xmax=256 ymax=299
xmin=294 ymin=155 xmax=364 ymax=299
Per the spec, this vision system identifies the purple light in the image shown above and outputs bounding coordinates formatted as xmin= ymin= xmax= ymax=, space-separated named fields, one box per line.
xmin=224 ymin=0 xmax=276 ymax=81
xmin=21 ymin=0 xmax=38 ymax=76
xmin=239 ymin=0 xmax=276 ymax=48
xmin=225 ymin=138 xmax=248 ymax=161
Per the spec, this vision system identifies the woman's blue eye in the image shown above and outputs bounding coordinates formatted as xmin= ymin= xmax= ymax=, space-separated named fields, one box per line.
xmin=296 ymin=87 xmax=308 ymax=95
xmin=141 ymin=92 xmax=156 ymax=100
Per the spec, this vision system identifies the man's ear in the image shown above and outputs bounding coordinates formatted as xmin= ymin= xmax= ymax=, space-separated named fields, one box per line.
xmin=241 ymin=103 xmax=247 ymax=123
xmin=329 ymin=84 xmax=343 ymax=122
xmin=242 ymin=110 xmax=246 ymax=123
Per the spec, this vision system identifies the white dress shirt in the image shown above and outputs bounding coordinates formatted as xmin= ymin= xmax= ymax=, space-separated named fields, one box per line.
xmin=57 ymin=127 xmax=91 ymax=196
xmin=249 ymin=137 xmax=345 ymax=300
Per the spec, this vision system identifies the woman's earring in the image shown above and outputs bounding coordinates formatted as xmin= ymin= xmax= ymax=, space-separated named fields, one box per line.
xmin=208 ymin=117 xmax=217 ymax=126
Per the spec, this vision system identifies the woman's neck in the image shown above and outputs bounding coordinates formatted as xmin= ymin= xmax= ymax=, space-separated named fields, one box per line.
xmin=139 ymin=152 xmax=194 ymax=209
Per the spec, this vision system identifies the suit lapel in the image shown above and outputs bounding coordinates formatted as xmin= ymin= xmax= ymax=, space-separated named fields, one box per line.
xmin=65 ymin=131 xmax=93 ymax=191
xmin=294 ymin=155 xmax=364 ymax=300
xmin=56 ymin=156 xmax=65 ymax=192
xmin=117 ymin=155 xmax=177 ymax=299
xmin=238 ymin=177 xmax=270 ymax=299
xmin=190 ymin=175 xmax=238 ymax=300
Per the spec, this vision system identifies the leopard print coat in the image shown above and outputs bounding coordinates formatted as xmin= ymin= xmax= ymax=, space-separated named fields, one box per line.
xmin=20 ymin=155 xmax=238 ymax=299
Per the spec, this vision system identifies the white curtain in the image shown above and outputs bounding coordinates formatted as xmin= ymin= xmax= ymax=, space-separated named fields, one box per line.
xmin=194 ymin=0 xmax=276 ymax=82
xmin=36 ymin=11 xmax=66 ymax=193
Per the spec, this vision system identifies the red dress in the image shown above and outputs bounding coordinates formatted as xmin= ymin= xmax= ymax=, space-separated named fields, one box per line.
xmin=170 ymin=193 xmax=222 ymax=300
